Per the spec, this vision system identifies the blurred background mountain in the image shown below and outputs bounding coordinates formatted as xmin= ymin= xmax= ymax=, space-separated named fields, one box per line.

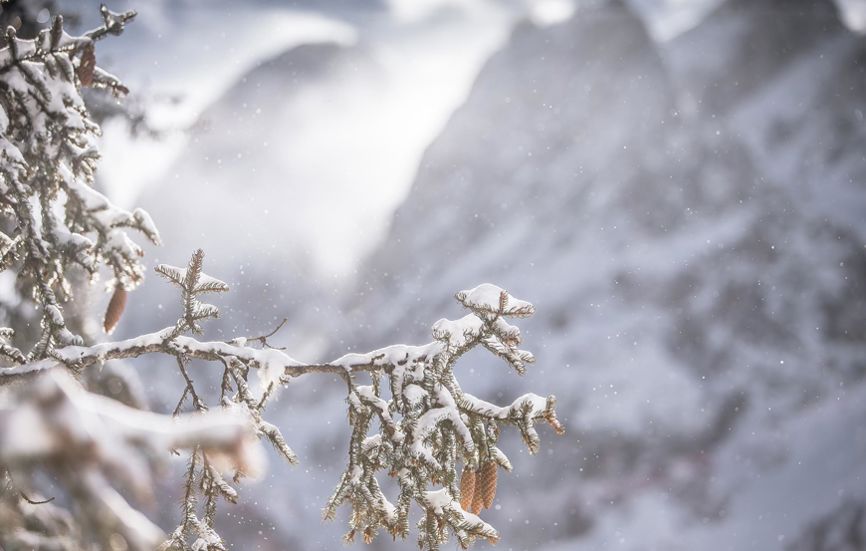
xmin=7 ymin=0 xmax=866 ymax=549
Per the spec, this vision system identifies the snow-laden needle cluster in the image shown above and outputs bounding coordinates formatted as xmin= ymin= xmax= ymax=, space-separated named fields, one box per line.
xmin=0 ymin=7 xmax=563 ymax=551
xmin=324 ymin=282 xmax=565 ymax=550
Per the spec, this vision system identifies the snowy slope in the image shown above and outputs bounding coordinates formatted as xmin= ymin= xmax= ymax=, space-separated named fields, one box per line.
xmin=667 ymin=0 xmax=866 ymax=242
xmin=665 ymin=0 xmax=845 ymax=115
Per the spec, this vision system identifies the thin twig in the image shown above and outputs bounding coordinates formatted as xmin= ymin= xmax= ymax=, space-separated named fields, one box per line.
xmin=241 ymin=317 xmax=288 ymax=350
xmin=175 ymin=356 xmax=207 ymax=412
xmin=19 ymin=490 xmax=55 ymax=505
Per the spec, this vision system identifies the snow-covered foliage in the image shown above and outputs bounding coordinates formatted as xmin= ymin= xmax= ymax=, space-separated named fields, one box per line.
xmin=0 ymin=5 xmax=157 ymax=357
xmin=0 ymin=368 xmax=261 ymax=551
xmin=323 ymin=283 xmax=563 ymax=549
xmin=0 ymin=8 xmax=561 ymax=551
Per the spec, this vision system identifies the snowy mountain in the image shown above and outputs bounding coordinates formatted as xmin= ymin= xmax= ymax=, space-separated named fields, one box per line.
xmin=126 ymin=0 xmax=866 ymax=549
xmin=667 ymin=0 xmax=866 ymax=243
xmin=332 ymin=1 xmax=866 ymax=549
xmin=665 ymin=0 xmax=845 ymax=115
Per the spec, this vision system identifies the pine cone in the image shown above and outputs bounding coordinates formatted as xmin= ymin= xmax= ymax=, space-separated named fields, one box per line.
xmin=459 ymin=467 xmax=476 ymax=512
xmin=471 ymin=483 xmax=484 ymax=515
xmin=478 ymin=461 xmax=498 ymax=510
xmin=77 ymin=43 xmax=96 ymax=87
xmin=103 ymin=286 xmax=127 ymax=334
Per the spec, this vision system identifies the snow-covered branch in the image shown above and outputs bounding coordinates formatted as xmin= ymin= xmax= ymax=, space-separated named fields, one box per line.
xmin=318 ymin=282 xmax=564 ymax=549
xmin=2 ymin=254 xmax=564 ymax=550
xmin=0 ymin=6 xmax=157 ymax=360
xmin=0 ymin=369 xmax=262 ymax=551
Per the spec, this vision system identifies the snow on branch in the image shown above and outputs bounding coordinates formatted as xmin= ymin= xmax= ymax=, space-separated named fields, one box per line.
xmin=456 ymin=283 xmax=535 ymax=318
xmin=0 ymin=369 xmax=262 ymax=551
xmin=155 ymin=249 xmax=229 ymax=337
xmin=0 ymin=5 xmax=157 ymax=359
xmin=313 ymin=282 xmax=564 ymax=550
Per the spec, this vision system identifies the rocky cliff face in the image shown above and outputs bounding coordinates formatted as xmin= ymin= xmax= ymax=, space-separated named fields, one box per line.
xmin=666 ymin=0 xmax=846 ymax=115
xmin=667 ymin=0 xmax=866 ymax=236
